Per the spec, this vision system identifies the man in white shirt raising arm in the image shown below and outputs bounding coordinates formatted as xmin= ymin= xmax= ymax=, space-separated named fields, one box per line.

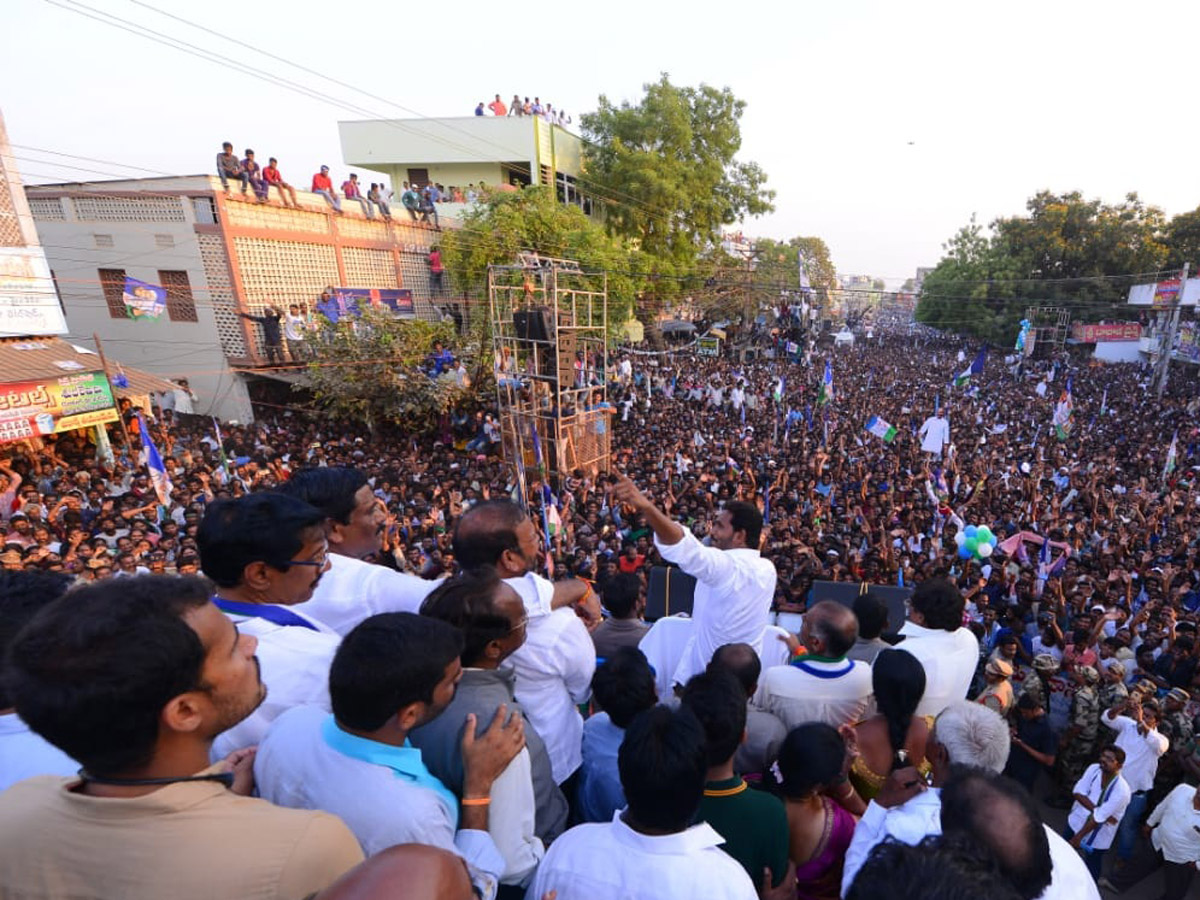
xmin=612 ymin=474 xmax=776 ymax=688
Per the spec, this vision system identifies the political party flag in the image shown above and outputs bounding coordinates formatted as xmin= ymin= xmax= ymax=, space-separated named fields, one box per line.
xmin=784 ymin=407 xmax=793 ymax=443
xmin=1053 ymin=376 xmax=1073 ymax=441
xmin=798 ymin=249 xmax=812 ymax=292
xmin=1164 ymin=430 xmax=1178 ymax=483
xmin=1034 ymin=534 xmax=1052 ymax=597
xmin=773 ymin=376 xmax=785 ymax=403
xmin=1099 ymin=387 xmax=1107 ymax=417
xmin=762 ymin=486 xmax=770 ymax=529
xmin=865 ymin=415 xmax=898 ymax=443
xmin=122 ymin=276 xmax=166 ymax=320
xmin=818 ymin=360 xmax=834 ymax=405
xmin=529 ymin=421 xmax=553 ymax=571
xmin=212 ymin=417 xmax=230 ymax=478
xmin=136 ymin=412 xmax=172 ymax=507
xmin=954 ymin=347 xmax=987 ymax=387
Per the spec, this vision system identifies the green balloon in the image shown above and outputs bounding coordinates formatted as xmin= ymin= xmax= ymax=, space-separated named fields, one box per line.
xmin=976 ymin=526 xmax=993 ymax=544
xmin=965 ymin=538 xmax=979 ymax=553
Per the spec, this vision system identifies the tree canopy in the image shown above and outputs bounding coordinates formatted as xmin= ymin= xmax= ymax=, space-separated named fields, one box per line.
xmin=303 ymin=309 xmax=467 ymax=434
xmin=580 ymin=74 xmax=775 ymax=267
xmin=751 ymin=236 xmax=837 ymax=297
xmin=916 ymin=191 xmax=1183 ymax=343
xmin=439 ymin=185 xmax=639 ymax=332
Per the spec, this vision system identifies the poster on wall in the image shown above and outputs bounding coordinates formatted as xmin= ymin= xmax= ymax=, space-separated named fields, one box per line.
xmin=0 ymin=371 xmax=118 ymax=445
xmin=0 ymin=248 xmax=69 ymax=337
xmin=122 ymin=276 xmax=167 ymax=320
xmin=318 ymin=288 xmax=415 ymax=323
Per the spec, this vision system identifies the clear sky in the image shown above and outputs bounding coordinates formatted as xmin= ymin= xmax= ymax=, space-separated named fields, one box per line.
xmin=4 ymin=0 xmax=1199 ymax=284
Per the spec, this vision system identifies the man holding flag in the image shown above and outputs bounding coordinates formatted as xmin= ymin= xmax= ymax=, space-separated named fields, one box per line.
xmin=1053 ymin=377 xmax=1074 ymax=441
xmin=954 ymin=346 xmax=987 ymax=388
xmin=818 ymin=360 xmax=834 ymax=405
xmin=135 ymin=412 xmax=172 ymax=509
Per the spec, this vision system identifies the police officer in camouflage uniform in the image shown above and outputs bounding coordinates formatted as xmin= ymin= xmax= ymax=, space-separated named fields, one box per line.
xmin=1019 ymin=653 xmax=1060 ymax=719
xmin=1098 ymin=662 xmax=1129 ymax=710
xmin=1052 ymin=664 xmax=1100 ymax=806
xmin=1160 ymin=687 xmax=1194 ymax=752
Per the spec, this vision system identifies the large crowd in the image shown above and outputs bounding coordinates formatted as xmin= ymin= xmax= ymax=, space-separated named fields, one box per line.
xmin=0 ymin=315 xmax=1199 ymax=899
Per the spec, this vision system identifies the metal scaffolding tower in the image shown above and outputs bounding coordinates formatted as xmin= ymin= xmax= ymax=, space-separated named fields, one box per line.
xmin=1023 ymin=306 xmax=1071 ymax=358
xmin=489 ymin=257 xmax=610 ymax=512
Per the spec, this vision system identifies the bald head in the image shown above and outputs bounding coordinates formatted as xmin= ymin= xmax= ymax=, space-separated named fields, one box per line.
xmin=315 ymin=844 xmax=474 ymax=900
xmin=708 ymin=642 xmax=762 ymax=698
xmin=940 ymin=767 xmax=1052 ymax=900
xmin=451 ymin=499 xmax=528 ymax=572
xmin=803 ymin=600 xmax=858 ymax=658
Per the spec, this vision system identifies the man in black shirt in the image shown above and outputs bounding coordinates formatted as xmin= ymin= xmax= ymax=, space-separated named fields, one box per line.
xmin=239 ymin=306 xmax=284 ymax=366
xmin=1004 ymin=692 xmax=1057 ymax=791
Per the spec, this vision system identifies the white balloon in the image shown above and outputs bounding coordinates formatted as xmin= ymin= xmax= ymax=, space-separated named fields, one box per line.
xmin=978 ymin=542 xmax=994 ymax=558
xmin=954 ymin=531 xmax=967 ymax=547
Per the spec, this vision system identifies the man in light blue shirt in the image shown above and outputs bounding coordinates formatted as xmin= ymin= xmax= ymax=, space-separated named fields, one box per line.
xmin=577 ymin=647 xmax=657 ymax=823
xmin=0 ymin=571 xmax=78 ymax=791
xmin=255 ymin=612 xmax=523 ymax=900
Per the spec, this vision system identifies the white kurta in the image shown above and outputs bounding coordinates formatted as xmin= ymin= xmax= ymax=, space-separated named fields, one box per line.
xmin=294 ymin=553 xmax=437 ymax=636
xmin=212 ymin=605 xmax=339 ymax=759
xmin=655 ymin=528 xmax=777 ymax=687
xmin=526 ymin=814 xmax=756 ymax=900
xmin=918 ymin=416 xmax=950 ymax=454
xmin=757 ymin=658 xmax=874 ymax=730
xmin=895 ymin=622 xmax=979 ymax=717
xmin=843 ymin=792 xmax=1100 ymax=900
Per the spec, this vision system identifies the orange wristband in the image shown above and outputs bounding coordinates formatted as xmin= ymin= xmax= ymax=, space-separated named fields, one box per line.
xmin=461 ymin=797 xmax=490 ymax=807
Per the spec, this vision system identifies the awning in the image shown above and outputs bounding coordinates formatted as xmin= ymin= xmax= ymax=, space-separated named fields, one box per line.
xmin=660 ymin=319 xmax=696 ymax=334
xmin=0 ymin=337 xmax=177 ymax=397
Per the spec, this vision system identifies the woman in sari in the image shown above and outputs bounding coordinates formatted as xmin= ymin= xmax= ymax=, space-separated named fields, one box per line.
xmin=848 ymin=648 xmax=932 ymax=800
xmin=774 ymin=723 xmax=858 ymax=900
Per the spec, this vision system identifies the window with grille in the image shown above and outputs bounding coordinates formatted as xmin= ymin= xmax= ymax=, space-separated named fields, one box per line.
xmin=94 ymin=234 xmax=114 ymax=248
xmin=98 ymin=268 xmax=127 ymax=319
xmin=158 ymin=270 xmax=198 ymax=322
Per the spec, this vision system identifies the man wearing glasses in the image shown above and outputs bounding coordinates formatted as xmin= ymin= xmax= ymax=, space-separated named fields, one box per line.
xmin=197 ymin=493 xmax=337 ymax=759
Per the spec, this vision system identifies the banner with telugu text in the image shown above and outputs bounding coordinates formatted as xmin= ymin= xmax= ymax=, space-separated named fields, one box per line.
xmin=0 ymin=371 xmax=118 ymax=445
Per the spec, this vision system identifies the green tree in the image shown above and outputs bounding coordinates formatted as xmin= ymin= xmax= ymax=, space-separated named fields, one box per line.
xmin=1164 ymin=206 xmax=1200 ymax=270
xmin=439 ymin=186 xmax=639 ymax=335
xmin=752 ymin=236 xmax=837 ymax=296
xmin=917 ymin=192 xmax=1169 ymax=342
xmin=580 ymin=74 xmax=775 ymax=267
xmin=303 ymin=309 xmax=465 ymax=434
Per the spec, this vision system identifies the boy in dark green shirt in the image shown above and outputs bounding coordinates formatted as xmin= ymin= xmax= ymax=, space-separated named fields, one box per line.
xmin=681 ymin=669 xmax=792 ymax=893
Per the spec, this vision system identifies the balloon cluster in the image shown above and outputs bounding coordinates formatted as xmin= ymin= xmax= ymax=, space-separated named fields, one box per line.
xmin=955 ymin=525 xmax=996 ymax=560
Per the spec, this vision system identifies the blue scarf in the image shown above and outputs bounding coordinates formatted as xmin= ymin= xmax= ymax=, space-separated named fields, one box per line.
xmin=212 ymin=597 xmax=318 ymax=631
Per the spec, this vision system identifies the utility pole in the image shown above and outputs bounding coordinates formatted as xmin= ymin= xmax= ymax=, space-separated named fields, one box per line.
xmin=735 ymin=243 xmax=762 ymax=359
xmin=1156 ymin=262 xmax=1188 ymax=400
